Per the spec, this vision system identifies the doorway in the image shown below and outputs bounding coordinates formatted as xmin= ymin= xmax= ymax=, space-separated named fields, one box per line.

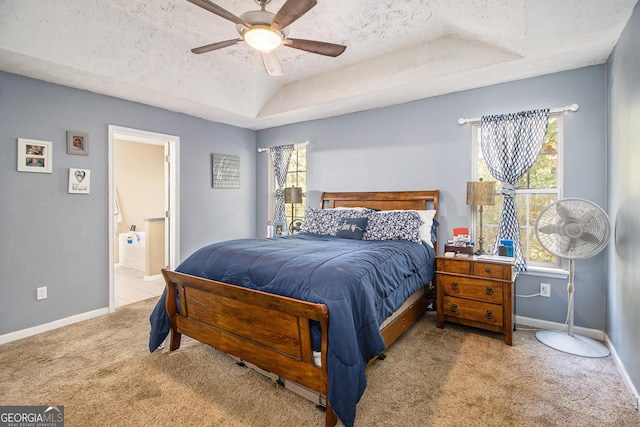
xmin=108 ymin=125 xmax=180 ymax=311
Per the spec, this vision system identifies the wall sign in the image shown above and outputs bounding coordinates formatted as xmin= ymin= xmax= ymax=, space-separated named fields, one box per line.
xmin=211 ymin=154 xmax=240 ymax=189
xmin=68 ymin=168 xmax=91 ymax=194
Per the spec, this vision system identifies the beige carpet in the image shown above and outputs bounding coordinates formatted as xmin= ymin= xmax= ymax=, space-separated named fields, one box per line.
xmin=0 ymin=298 xmax=638 ymax=427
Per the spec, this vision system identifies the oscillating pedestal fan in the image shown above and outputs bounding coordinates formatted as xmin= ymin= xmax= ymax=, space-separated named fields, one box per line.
xmin=535 ymin=198 xmax=611 ymax=358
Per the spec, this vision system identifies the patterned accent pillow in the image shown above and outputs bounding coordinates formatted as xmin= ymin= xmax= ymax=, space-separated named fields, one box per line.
xmin=364 ymin=210 xmax=423 ymax=243
xmin=336 ymin=217 xmax=369 ymax=240
xmin=300 ymin=208 xmax=335 ymax=235
xmin=301 ymin=208 xmax=372 ymax=236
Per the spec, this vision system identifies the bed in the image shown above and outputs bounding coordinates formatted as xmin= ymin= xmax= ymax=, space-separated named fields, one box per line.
xmin=149 ymin=190 xmax=439 ymax=427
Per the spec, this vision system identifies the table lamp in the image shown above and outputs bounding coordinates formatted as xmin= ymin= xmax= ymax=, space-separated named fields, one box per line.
xmin=466 ymin=179 xmax=496 ymax=254
xmin=284 ymin=187 xmax=303 ymax=233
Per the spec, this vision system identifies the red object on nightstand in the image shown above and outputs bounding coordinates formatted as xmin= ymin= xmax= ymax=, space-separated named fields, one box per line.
xmin=453 ymin=227 xmax=470 ymax=236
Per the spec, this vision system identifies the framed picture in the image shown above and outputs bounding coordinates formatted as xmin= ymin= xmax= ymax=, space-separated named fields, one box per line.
xmin=67 ymin=131 xmax=89 ymax=155
xmin=274 ymin=222 xmax=287 ymax=237
xmin=68 ymin=168 xmax=91 ymax=194
xmin=17 ymin=138 xmax=52 ymax=173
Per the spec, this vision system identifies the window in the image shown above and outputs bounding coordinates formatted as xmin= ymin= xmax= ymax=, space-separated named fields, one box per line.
xmin=471 ymin=114 xmax=562 ymax=268
xmin=282 ymin=148 xmax=306 ymax=230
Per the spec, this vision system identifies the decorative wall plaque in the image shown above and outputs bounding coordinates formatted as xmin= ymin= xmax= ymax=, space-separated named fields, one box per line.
xmin=68 ymin=168 xmax=91 ymax=194
xmin=211 ymin=154 xmax=240 ymax=189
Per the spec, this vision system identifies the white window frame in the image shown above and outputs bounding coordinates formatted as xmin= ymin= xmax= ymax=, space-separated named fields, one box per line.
xmin=470 ymin=113 xmax=565 ymax=273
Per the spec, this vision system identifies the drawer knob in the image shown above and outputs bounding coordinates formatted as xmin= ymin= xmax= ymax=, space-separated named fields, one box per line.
xmin=485 ymin=268 xmax=491 ymax=273
xmin=486 ymin=310 xmax=493 ymax=319
xmin=451 ymin=304 xmax=458 ymax=313
xmin=451 ymin=282 xmax=459 ymax=291
xmin=486 ymin=286 xmax=493 ymax=295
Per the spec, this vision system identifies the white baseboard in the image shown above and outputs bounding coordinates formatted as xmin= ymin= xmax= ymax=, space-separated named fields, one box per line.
xmin=0 ymin=307 xmax=110 ymax=345
xmin=515 ymin=315 xmax=605 ymax=340
xmin=605 ymin=334 xmax=640 ymax=412
xmin=143 ymin=274 xmax=162 ymax=281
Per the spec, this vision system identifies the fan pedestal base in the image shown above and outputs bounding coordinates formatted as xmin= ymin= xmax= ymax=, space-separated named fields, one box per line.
xmin=536 ymin=330 xmax=609 ymax=358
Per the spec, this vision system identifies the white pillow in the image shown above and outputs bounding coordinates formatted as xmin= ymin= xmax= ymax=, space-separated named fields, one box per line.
xmin=416 ymin=210 xmax=437 ymax=247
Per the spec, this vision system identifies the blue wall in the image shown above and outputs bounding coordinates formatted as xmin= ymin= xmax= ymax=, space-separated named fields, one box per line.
xmin=606 ymin=0 xmax=640 ymax=402
xmin=256 ymin=65 xmax=608 ymax=330
xmin=0 ymin=72 xmax=256 ymax=335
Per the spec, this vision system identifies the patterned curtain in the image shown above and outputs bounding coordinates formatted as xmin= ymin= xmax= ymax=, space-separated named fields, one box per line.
xmin=481 ymin=109 xmax=550 ymax=271
xmin=269 ymin=144 xmax=294 ymax=224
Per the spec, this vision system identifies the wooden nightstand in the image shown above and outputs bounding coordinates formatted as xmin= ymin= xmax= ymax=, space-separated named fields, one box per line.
xmin=436 ymin=255 xmax=516 ymax=345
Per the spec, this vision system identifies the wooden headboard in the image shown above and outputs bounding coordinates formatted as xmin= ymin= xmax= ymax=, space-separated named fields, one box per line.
xmin=320 ymin=190 xmax=439 ymax=212
xmin=319 ymin=190 xmax=440 ymax=250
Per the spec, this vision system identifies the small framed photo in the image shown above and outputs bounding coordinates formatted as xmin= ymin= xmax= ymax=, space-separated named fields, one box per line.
xmin=274 ymin=222 xmax=287 ymax=237
xmin=68 ymin=168 xmax=91 ymax=194
xmin=17 ymin=138 xmax=52 ymax=173
xmin=67 ymin=131 xmax=89 ymax=155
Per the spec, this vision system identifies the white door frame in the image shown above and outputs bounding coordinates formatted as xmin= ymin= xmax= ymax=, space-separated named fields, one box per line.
xmin=107 ymin=125 xmax=180 ymax=312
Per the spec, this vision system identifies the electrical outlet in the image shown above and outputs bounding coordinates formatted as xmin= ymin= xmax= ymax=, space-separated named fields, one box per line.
xmin=37 ymin=286 xmax=47 ymax=300
xmin=540 ymin=283 xmax=551 ymax=298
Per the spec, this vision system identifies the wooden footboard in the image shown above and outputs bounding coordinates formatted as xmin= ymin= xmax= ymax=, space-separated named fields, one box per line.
xmin=163 ymin=269 xmax=431 ymax=427
xmin=162 ymin=269 xmax=338 ymax=427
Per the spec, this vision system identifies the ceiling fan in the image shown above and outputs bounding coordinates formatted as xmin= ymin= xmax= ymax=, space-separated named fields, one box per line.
xmin=187 ymin=0 xmax=347 ymax=76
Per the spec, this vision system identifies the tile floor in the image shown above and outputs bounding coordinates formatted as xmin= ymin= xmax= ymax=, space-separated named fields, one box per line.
xmin=114 ymin=265 xmax=165 ymax=308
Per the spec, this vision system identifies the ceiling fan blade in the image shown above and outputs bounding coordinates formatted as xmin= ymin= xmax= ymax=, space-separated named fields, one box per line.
xmin=191 ymin=38 xmax=242 ymax=54
xmin=285 ymin=38 xmax=347 ymax=57
xmin=261 ymin=51 xmax=283 ymax=76
xmin=271 ymin=0 xmax=317 ymax=31
xmin=186 ymin=0 xmax=249 ymax=27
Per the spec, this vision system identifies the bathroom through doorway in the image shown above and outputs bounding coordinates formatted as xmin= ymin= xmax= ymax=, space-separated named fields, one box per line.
xmin=108 ymin=126 xmax=179 ymax=310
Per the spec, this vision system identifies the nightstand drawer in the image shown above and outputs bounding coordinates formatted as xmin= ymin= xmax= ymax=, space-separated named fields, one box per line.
xmin=472 ymin=261 xmax=511 ymax=280
xmin=438 ymin=275 xmax=503 ymax=303
xmin=436 ymin=258 xmax=471 ymax=275
xmin=443 ymin=296 xmax=503 ymax=327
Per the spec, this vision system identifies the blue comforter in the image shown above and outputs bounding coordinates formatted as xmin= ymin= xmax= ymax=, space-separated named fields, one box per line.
xmin=149 ymin=233 xmax=435 ymax=427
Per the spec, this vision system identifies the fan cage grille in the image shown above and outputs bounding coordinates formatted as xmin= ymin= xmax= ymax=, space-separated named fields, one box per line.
xmin=535 ymin=198 xmax=611 ymax=260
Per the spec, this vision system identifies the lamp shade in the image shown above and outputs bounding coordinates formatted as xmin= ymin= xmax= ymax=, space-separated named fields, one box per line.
xmin=466 ymin=181 xmax=496 ymax=206
xmin=284 ymin=187 xmax=303 ymax=204
xmin=244 ymin=26 xmax=283 ymax=52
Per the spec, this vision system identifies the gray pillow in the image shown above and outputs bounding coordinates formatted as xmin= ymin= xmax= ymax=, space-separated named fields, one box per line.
xmin=336 ymin=217 xmax=368 ymax=240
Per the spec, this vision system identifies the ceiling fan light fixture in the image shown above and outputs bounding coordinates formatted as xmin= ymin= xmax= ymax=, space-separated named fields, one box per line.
xmin=188 ymin=0 xmax=344 ymax=75
xmin=243 ymin=26 xmax=282 ymax=52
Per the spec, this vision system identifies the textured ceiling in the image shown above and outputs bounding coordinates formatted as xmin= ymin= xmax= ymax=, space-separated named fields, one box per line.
xmin=0 ymin=0 xmax=637 ymax=130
